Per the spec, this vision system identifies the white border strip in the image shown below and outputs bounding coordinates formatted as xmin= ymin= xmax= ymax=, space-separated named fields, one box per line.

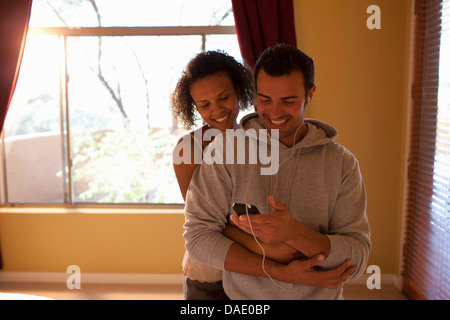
xmin=0 ymin=272 xmax=183 ymax=285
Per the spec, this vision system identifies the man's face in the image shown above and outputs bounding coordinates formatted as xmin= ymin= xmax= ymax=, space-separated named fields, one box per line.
xmin=256 ymin=69 xmax=316 ymax=147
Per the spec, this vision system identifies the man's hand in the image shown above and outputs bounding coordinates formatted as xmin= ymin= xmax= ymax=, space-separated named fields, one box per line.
xmin=225 ymin=243 xmax=355 ymax=289
xmin=230 ymin=195 xmax=331 ymax=258
xmin=230 ymin=195 xmax=297 ymax=244
xmin=280 ymin=255 xmax=356 ymax=289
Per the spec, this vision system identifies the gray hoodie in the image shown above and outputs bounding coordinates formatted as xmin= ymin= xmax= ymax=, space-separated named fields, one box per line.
xmin=183 ymin=112 xmax=371 ymax=300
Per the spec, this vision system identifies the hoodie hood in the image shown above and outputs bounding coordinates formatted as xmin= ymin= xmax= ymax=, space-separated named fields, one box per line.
xmin=239 ymin=112 xmax=338 ymax=150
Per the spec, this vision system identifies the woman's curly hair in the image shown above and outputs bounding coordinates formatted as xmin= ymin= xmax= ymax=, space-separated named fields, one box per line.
xmin=171 ymin=50 xmax=255 ymax=129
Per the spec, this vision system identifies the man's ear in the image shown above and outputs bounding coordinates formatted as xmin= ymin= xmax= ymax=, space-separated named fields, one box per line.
xmin=307 ymin=84 xmax=317 ymax=103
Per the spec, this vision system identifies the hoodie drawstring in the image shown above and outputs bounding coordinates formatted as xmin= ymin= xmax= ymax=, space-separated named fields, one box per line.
xmin=286 ymin=149 xmax=300 ymax=207
xmin=267 ymin=146 xmax=301 ymax=211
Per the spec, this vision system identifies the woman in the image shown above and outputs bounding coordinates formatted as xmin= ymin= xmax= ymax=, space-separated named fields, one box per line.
xmin=171 ymin=50 xmax=254 ymax=300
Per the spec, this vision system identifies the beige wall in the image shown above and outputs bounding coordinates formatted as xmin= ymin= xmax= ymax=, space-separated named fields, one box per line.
xmin=294 ymin=0 xmax=413 ymax=274
xmin=0 ymin=0 xmax=412 ymax=277
xmin=0 ymin=210 xmax=185 ymax=274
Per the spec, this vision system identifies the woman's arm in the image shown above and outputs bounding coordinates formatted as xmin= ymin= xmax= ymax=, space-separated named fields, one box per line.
xmin=172 ymin=134 xmax=200 ymax=201
xmin=223 ymin=224 xmax=304 ymax=264
xmin=173 ymin=161 xmax=198 ymax=201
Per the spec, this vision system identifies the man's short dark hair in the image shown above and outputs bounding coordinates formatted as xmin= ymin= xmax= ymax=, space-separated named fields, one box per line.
xmin=254 ymin=44 xmax=315 ymax=95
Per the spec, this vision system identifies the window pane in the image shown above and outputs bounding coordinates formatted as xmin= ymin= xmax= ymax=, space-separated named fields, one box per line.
xmin=5 ymin=0 xmax=241 ymax=205
xmin=67 ymin=36 xmax=201 ymax=203
xmin=435 ymin=0 xmax=450 ymax=202
xmin=29 ymin=0 xmax=234 ymax=28
xmin=3 ymin=36 xmax=65 ymax=203
xmin=205 ymin=34 xmax=242 ymax=63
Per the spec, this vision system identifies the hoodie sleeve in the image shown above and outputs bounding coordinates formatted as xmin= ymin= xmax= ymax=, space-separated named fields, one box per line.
xmin=183 ymin=148 xmax=235 ymax=270
xmin=320 ymin=150 xmax=371 ymax=279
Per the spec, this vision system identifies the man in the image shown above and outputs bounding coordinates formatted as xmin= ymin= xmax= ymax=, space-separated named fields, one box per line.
xmin=183 ymin=44 xmax=371 ymax=299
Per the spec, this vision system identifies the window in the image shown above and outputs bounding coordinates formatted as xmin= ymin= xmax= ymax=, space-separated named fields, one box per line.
xmin=402 ymin=0 xmax=450 ymax=300
xmin=0 ymin=0 xmax=242 ymax=205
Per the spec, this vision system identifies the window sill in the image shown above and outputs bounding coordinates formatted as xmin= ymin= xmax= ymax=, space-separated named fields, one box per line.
xmin=0 ymin=205 xmax=185 ymax=215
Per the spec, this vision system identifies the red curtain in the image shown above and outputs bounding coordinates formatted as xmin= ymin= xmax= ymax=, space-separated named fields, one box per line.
xmin=0 ymin=0 xmax=32 ymax=269
xmin=0 ymin=0 xmax=33 ymax=134
xmin=231 ymin=0 xmax=297 ymax=67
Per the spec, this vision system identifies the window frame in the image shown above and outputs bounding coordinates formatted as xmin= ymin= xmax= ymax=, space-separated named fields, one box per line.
xmin=0 ymin=25 xmax=237 ymax=208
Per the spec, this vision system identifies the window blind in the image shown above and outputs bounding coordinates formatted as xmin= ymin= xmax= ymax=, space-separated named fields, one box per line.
xmin=402 ymin=0 xmax=450 ymax=300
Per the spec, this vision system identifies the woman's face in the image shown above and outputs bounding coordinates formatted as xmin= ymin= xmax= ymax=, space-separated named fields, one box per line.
xmin=189 ymin=71 xmax=240 ymax=131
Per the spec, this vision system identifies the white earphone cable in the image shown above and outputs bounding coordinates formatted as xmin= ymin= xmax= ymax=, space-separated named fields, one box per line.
xmin=243 ymin=123 xmax=304 ymax=291
xmin=245 ymin=204 xmax=291 ymax=291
